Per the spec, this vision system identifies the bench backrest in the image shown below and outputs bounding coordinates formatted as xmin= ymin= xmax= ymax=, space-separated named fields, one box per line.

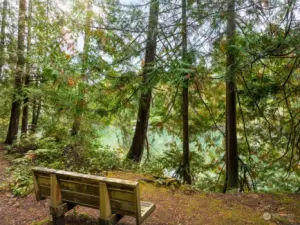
xmin=32 ymin=167 xmax=142 ymax=221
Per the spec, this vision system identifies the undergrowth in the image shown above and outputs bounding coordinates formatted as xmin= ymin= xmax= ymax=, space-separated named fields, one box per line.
xmin=2 ymin=132 xmax=299 ymax=196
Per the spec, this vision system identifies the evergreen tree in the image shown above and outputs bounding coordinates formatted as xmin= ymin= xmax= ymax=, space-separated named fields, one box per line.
xmin=5 ymin=0 xmax=27 ymax=144
xmin=127 ymin=0 xmax=159 ymax=162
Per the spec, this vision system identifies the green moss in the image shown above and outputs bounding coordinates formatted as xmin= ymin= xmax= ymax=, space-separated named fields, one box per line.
xmin=221 ymin=209 xmax=267 ymax=225
xmin=79 ymin=213 xmax=89 ymax=219
xmin=30 ymin=218 xmax=51 ymax=225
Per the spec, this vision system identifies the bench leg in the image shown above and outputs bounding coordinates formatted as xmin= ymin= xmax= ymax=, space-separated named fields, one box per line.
xmin=99 ymin=183 xmax=117 ymax=225
xmin=50 ymin=204 xmax=68 ymax=225
xmin=99 ymin=214 xmax=117 ymax=225
xmin=52 ymin=215 xmax=65 ymax=225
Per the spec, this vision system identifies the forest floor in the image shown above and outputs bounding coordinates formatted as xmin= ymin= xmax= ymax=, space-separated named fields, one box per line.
xmin=0 ymin=144 xmax=299 ymax=225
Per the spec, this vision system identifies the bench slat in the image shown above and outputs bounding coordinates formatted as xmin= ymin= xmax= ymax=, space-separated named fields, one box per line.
xmin=32 ymin=167 xmax=138 ymax=187
xmin=39 ymin=186 xmax=137 ymax=216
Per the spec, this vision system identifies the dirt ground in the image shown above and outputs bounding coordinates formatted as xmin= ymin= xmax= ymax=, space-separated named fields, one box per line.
xmin=0 ymin=145 xmax=299 ymax=225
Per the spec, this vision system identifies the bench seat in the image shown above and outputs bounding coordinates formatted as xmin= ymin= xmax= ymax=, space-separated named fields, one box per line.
xmin=140 ymin=201 xmax=155 ymax=222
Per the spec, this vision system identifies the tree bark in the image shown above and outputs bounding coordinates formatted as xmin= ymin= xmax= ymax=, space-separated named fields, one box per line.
xmin=127 ymin=0 xmax=159 ymax=162
xmin=71 ymin=0 xmax=91 ymax=136
xmin=21 ymin=0 xmax=32 ymax=136
xmin=0 ymin=0 xmax=8 ymax=79
xmin=31 ymin=98 xmax=41 ymax=133
xmin=224 ymin=0 xmax=238 ymax=191
xmin=4 ymin=0 xmax=26 ymax=145
xmin=223 ymin=116 xmax=228 ymax=193
xmin=182 ymin=0 xmax=192 ymax=185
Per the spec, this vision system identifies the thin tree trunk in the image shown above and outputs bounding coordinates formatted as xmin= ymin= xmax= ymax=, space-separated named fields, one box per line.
xmin=223 ymin=116 xmax=228 ymax=193
xmin=71 ymin=0 xmax=91 ymax=136
xmin=35 ymin=99 xmax=41 ymax=127
xmin=21 ymin=0 xmax=32 ymax=136
xmin=224 ymin=0 xmax=238 ymax=191
xmin=0 ymin=0 xmax=8 ymax=79
xmin=4 ymin=0 xmax=26 ymax=145
xmin=31 ymin=98 xmax=41 ymax=133
xmin=145 ymin=135 xmax=150 ymax=162
xmin=31 ymin=98 xmax=37 ymax=131
xmin=31 ymin=72 xmax=39 ymax=133
xmin=127 ymin=0 xmax=159 ymax=162
xmin=182 ymin=0 xmax=192 ymax=185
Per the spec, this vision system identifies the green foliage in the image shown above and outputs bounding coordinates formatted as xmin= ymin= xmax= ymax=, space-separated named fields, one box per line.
xmin=86 ymin=145 xmax=124 ymax=172
xmin=7 ymin=158 xmax=33 ymax=196
xmin=8 ymin=136 xmax=39 ymax=153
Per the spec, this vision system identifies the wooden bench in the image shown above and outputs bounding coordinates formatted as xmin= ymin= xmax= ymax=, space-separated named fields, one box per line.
xmin=32 ymin=167 xmax=155 ymax=225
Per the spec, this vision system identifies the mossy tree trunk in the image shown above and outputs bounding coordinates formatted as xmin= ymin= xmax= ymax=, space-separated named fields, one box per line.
xmin=21 ymin=0 xmax=33 ymax=136
xmin=0 ymin=0 xmax=8 ymax=80
xmin=4 ymin=0 xmax=26 ymax=145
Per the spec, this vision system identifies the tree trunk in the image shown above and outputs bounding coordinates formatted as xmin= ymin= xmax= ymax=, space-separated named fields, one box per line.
xmin=31 ymin=98 xmax=37 ymax=131
xmin=31 ymin=98 xmax=41 ymax=133
xmin=71 ymin=117 xmax=80 ymax=136
xmin=4 ymin=0 xmax=26 ymax=145
xmin=127 ymin=0 xmax=159 ymax=162
xmin=224 ymin=0 xmax=238 ymax=191
xmin=181 ymin=0 xmax=192 ymax=185
xmin=223 ymin=116 xmax=228 ymax=193
xmin=71 ymin=0 xmax=91 ymax=136
xmin=21 ymin=0 xmax=32 ymax=136
xmin=0 ymin=0 xmax=8 ymax=79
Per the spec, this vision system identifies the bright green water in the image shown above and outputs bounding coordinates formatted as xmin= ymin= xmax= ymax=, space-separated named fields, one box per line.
xmin=98 ymin=126 xmax=223 ymax=157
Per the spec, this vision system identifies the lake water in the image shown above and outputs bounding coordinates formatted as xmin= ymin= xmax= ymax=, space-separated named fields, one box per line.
xmin=98 ymin=126 xmax=224 ymax=161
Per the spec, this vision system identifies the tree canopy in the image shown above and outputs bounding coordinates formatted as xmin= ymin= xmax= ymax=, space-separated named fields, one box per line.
xmin=0 ymin=0 xmax=299 ymax=194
